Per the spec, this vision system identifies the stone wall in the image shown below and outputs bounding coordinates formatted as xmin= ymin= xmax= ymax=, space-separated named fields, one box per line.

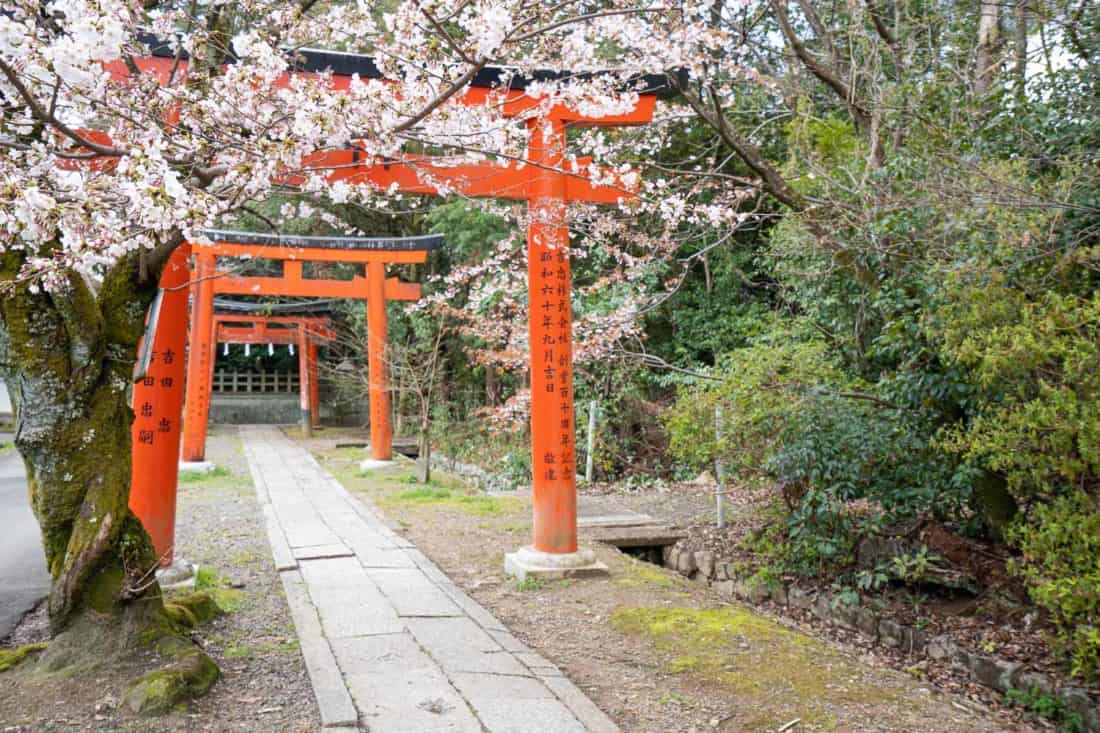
xmin=209 ymin=395 xmax=302 ymax=424
xmin=428 ymin=453 xmax=516 ymax=493
xmin=662 ymin=545 xmax=1100 ymax=732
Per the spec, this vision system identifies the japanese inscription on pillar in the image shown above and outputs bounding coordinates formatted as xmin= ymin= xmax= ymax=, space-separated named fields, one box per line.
xmin=134 ymin=348 xmax=177 ymax=447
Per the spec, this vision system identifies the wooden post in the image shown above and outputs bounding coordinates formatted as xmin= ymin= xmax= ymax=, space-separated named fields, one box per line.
xmin=308 ymin=339 xmax=321 ymax=427
xmin=527 ymin=117 xmax=577 ymax=555
xmin=298 ymin=327 xmax=312 ymax=438
xmin=181 ymin=251 xmax=216 ymax=462
xmin=367 ymin=261 xmax=392 ymax=460
xmin=130 ymin=246 xmax=191 ymax=566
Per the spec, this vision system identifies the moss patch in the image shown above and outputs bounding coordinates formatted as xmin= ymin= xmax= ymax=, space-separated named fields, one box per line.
xmin=0 ymin=643 xmax=47 ymax=673
xmin=611 ymin=606 xmax=906 ymax=728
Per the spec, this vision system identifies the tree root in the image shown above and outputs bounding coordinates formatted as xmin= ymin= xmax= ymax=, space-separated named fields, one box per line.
xmin=0 ymin=643 xmax=48 ymax=673
xmin=163 ymin=592 xmax=222 ymax=629
xmin=122 ymin=644 xmax=219 ymax=714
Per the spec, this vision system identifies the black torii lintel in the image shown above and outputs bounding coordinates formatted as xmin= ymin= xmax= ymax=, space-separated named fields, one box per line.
xmin=137 ymin=33 xmax=685 ymax=99
xmin=213 ymin=298 xmax=338 ymax=315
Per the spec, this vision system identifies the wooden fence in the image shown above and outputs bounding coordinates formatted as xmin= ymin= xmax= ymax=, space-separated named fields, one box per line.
xmin=212 ymin=370 xmax=300 ymax=394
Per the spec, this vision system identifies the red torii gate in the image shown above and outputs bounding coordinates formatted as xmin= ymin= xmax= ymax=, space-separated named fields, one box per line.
xmin=180 ymin=231 xmax=438 ymax=467
xmin=213 ymin=313 xmax=336 ymax=435
xmin=114 ymin=41 xmax=674 ymax=578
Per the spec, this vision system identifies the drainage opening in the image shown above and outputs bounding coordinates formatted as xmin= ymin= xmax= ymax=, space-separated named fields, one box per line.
xmin=618 ymin=544 xmax=665 ymax=566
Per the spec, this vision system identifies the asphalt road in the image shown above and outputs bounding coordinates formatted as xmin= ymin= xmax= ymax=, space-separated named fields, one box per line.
xmin=0 ymin=448 xmax=49 ymax=639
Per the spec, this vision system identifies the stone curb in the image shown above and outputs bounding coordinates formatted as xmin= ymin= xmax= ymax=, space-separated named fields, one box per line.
xmin=278 ymin=569 xmax=360 ymax=728
xmin=662 ymin=546 xmax=1100 ymax=732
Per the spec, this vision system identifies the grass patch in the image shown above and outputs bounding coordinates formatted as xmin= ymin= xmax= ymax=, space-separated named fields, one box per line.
xmin=385 ymin=486 xmax=521 ymax=516
xmin=515 ymin=576 xmax=545 ymax=592
xmin=0 ymin=440 xmax=14 ymax=455
xmin=179 ymin=465 xmax=232 ymax=483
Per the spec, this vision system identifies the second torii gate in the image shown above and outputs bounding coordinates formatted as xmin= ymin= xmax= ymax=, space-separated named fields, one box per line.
xmin=181 ymin=231 xmax=440 ymax=466
xmin=213 ymin=313 xmax=336 ymax=434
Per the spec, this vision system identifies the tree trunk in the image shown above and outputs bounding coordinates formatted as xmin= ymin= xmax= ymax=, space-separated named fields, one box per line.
xmin=416 ymin=413 xmax=432 ymax=483
xmin=975 ymin=0 xmax=1001 ymax=94
xmin=0 ymin=247 xmax=218 ymax=709
xmin=0 ymin=251 xmax=162 ymax=632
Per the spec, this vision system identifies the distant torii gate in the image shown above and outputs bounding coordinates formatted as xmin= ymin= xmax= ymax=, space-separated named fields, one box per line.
xmin=181 ymin=231 xmax=439 ymax=466
xmin=110 ymin=41 xmax=674 ymax=577
xmin=213 ymin=313 xmax=336 ymax=433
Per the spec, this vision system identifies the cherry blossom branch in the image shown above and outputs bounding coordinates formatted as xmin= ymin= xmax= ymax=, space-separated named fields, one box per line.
xmin=0 ymin=58 xmax=126 ymax=157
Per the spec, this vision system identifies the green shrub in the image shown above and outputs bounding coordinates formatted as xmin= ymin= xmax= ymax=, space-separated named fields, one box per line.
xmin=1008 ymin=491 xmax=1100 ymax=681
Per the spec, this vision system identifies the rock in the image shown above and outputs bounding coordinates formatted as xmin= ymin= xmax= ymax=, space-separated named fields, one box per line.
xmin=769 ymin=583 xmax=789 ymax=607
xmin=855 ymin=607 xmax=878 ymax=640
xmin=667 ymin=546 xmax=681 ymax=570
xmin=812 ymin=592 xmax=833 ymax=622
xmin=788 ymin=587 xmax=812 ymax=611
xmin=968 ymin=655 xmax=1020 ymax=692
xmin=879 ymin=619 xmax=904 ymax=648
xmin=662 ymin=546 xmax=673 ymax=564
xmin=695 ymin=551 xmax=716 ymax=580
xmin=832 ymin=600 xmax=861 ymax=631
xmin=1014 ymin=670 xmax=1054 ymax=696
xmin=926 ymin=635 xmax=957 ymax=661
xmin=857 ymin=536 xmax=912 ymax=569
xmin=906 ymin=627 xmax=930 ymax=654
xmin=712 ymin=580 xmax=735 ymax=598
xmin=1059 ymin=688 xmax=1094 ymax=729
xmin=715 ymin=563 xmax=730 ymax=581
xmin=676 ymin=550 xmax=697 ymax=577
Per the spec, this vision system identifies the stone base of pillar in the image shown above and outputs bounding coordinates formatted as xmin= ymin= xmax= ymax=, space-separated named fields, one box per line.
xmin=179 ymin=460 xmax=216 ymax=474
xmin=504 ymin=546 xmax=609 ymax=581
xmin=359 ymin=458 xmax=397 ymax=472
xmin=156 ymin=558 xmax=197 ymax=589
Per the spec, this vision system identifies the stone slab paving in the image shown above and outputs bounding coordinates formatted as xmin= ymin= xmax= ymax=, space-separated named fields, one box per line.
xmin=241 ymin=426 xmax=619 ymax=733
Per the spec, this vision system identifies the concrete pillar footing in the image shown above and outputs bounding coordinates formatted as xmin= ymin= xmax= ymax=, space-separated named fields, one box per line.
xmin=359 ymin=458 xmax=397 ymax=472
xmin=179 ymin=460 xmax=216 ymax=474
xmin=504 ymin=545 xmax=608 ymax=581
xmin=156 ymin=559 xmax=197 ymax=589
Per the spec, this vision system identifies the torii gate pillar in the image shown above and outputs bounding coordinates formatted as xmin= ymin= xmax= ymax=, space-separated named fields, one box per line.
xmin=297 ymin=327 xmax=314 ymax=438
xmin=505 ymin=117 xmax=606 ymax=579
xmin=181 ymin=251 xmax=217 ymax=467
xmin=366 ymin=261 xmax=393 ymax=463
xmin=129 ymin=246 xmax=191 ymax=567
xmin=308 ymin=341 xmax=321 ymax=428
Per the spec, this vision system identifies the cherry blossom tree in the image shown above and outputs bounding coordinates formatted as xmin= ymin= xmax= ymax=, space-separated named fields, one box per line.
xmin=0 ymin=0 xmax=753 ymax=703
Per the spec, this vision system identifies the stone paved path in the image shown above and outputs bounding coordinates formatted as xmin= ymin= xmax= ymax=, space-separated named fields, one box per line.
xmin=241 ymin=426 xmax=617 ymax=733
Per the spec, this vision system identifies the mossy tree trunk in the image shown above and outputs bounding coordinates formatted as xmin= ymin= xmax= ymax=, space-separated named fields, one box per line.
xmin=0 ymin=243 xmax=173 ymax=634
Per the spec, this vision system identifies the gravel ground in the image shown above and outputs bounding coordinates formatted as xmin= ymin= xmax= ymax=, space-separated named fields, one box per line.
xmin=0 ymin=426 xmax=321 ymax=732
